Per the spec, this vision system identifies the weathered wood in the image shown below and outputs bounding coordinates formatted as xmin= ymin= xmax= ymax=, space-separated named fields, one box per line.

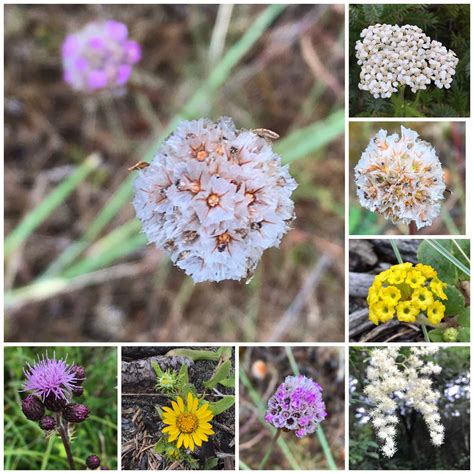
xmin=122 ymin=347 xmax=176 ymax=360
xmin=372 ymin=239 xmax=420 ymax=264
xmin=349 ymin=272 xmax=374 ymax=297
xmin=349 ymin=308 xmax=374 ymax=338
xmin=349 ymin=240 xmax=378 ymax=271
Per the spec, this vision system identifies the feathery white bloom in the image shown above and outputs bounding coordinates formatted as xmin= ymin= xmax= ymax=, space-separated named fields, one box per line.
xmin=355 ymin=24 xmax=458 ymax=98
xmin=132 ymin=117 xmax=297 ymax=282
xmin=354 ymin=126 xmax=446 ymax=229
xmin=364 ymin=346 xmax=445 ymax=457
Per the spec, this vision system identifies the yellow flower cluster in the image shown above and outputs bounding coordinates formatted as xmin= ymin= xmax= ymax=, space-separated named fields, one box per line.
xmin=368 ymin=262 xmax=447 ymax=326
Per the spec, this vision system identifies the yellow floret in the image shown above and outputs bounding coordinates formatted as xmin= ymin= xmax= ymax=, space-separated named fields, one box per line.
xmin=411 ymin=287 xmax=435 ymax=311
xmin=430 ymin=278 xmax=448 ymax=300
xmin=396 ymin=301 xmax=420 ymax=323
xmin=387 ymin=268 xmax=405 ymax=285
xmin=415 ymin=263 xmax=437 ymax=279
xmin=427 ymin=301 xmax=445 ymax=325
xmin=405 ymin=270 xmax=426 ymax=289
xmin=372 ymin=301 xmax=396 ymax=323
xmin=379 ymin=286 xmax=401 ymax=306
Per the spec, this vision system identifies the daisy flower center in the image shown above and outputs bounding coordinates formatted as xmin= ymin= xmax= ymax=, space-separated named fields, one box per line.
xmin=176 ymin=412 xmax=199 ymax=433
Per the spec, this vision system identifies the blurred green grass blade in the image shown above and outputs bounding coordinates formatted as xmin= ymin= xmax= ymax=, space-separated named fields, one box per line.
xmin=440 ymin=208 xmax=461 ymax=235
xmin=390 ymin=239 xmax=404 ymax=264
xmin=239 ymin=368 xmax=301 ymax=470
xmin=41 ymin=436 xmax=54 ymax=470
xmin=426 ymin=240 xmax=470 ymax=278
xmin=277 ymin=109 xmax=344 ymax=162
xmin=41 ymin=5 xmax=286 ymax=277
xmin=4 ymin=153 xmax=101 ymax=258
xmin=239 ymin=460 xmax=251 ymax=470
xmin=316 ymin=426 xmax=337 ymax=470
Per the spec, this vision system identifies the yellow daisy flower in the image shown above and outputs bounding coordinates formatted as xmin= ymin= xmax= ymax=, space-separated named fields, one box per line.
xmin=427 ymin=301 xmax=446 ymax=325
xmin=430 ymin=278 xmax=448 ymax=300
xmin=379 ymin=286 xmax=401 ymax=306
xmin=411 ymin=287 xmax=434 ymax=311
xmin=405 ymin=270 xmax=426 ymax=289
xmin=162 ymin=392 xmax=214 ymax=451
xmin=396 ymin=301 xmax=420 ymax=323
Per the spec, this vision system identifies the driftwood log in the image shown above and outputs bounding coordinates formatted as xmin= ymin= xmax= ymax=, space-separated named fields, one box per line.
xmin=349 ymin=272 xmax=374 ymax=297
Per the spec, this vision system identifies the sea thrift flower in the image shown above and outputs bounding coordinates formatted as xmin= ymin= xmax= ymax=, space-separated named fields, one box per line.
xmin=354 ymin=126 xmax=446 ymax=229
xmin=21 ymin=394 xmax=45 ymax=421
xmin=63 ymin=403 xmax=90 ymax=423
xmin=132 ymin=117 xmax=297 ymax=282
xmin=86 ymin=454 xmax=101 ymax=470
xmin=264 ymin=375 xmax=327 ymax=438
xmin=367 ymin=262 xmax=447 ymax=326
xmin=355 ymin=24 xmax=458 ymax=98
xmin=39 ymin=415 xmax=56 ymax=431
xmin=364 ymin=346 xmax=444 ymax=457
xmin=23 ymin=353 xmax=79 ymax=402
xmin=62 ymin=20 xmax=141 ymax=92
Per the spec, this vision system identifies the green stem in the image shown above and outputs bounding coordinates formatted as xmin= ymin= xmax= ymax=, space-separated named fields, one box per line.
xmin=390 ymin=240 xmax=404 ymax=264
xmin=285 ymin=347 xmax=300 ymax=376
xmin=316 ymin=425 xmax=338 ymax=470
xmin=259 ymin=429 xmax=282 ymax=470
xmin=421 ymin=323 xmax=431 ymax=342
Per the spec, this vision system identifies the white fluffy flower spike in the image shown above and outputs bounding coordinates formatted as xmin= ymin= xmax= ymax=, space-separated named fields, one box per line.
xmin=355 ymin=24 xmax=458 ymax=98
xmin=132 ymin=117 xmax=297 ymax=282
xmin=354 ymin=126 xmax=446 ymax=229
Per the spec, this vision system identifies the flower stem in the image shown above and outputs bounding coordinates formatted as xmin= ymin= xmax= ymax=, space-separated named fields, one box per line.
xmin=259 ymin=429 xmax=282 ymax=470
xmin=55 ymin=413 xmax=76 ymax=470
xmin=409 ymin=221 xmax=417 ymax=235
xmin=316 ymin=425 xmax=338 ymax=470
xmin=390 ymin=239 xmax=404 ymax=264
xmin=421 ymin=323 xmax=431 ymax=342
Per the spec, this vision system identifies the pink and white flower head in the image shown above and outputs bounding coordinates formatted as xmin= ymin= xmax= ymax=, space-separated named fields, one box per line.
xmin=264 ymin=375 xmax=327 ymax=438
xmin=132 ymin=117 xmax=297 ymax=282
xmin=23 ymin=353 xmax=79 ymax=402
xmin=62 ymin=20 xmax=141 ymax=92
xmin=354 ymin=126 xmax=446 ymax=229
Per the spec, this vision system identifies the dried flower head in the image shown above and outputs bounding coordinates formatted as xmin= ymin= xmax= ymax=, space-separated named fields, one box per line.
xmin=354 ymin=126 xmax=446 ymax=229
xmin=367 ymin=262 xmax=447 ymax=326
xmin=62 ymin=20 xmax=141 ymax=92
xmin=133 ymin=117 xmax=297 ymax=282
xmin=264 ymin=375 xmax=327 ymax=438
xmin=356 ymin=24 xmax=458 ymax=98
xmin=23 ymin=353 xmax=79 ymax=402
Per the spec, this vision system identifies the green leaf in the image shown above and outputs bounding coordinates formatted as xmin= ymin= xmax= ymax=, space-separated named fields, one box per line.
xmin=458 ymin=306 xmax=470 ymax=327
xmin=156 ymin=406 xmax=164 ymax=419
xmin=444 ymin=285 xmax=466 ymax=316
xmin=417 ymin=240 xmax=456 ymax=284
xmin=204 ymin=360 xmax=232 ymax=390
xmin=165 ymin=349 xmax=220 ymax=361
xmin=178 ymin=363 xmax=189 ymax=386
xmin=151 ymin=361 xmax=163 ymax=377
xmin=458 ymin=327 xmax=470 ymax=342
xmin=154 ymin=437 xmax=167 ymax=454
xmin=208 ymin=396 xmax=235 ymax=415
xmin=204 ymin=457 xmax=219 ymax=470
xmin=452 ymin=240 xmax=471 ymax=281
xmin=428 ymin=328 xmax=444 ymax=342
xmin=219 ymin=377 xmax=236 ymax=388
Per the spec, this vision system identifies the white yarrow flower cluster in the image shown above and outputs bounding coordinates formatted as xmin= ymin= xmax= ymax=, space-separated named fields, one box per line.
xmin=364 ymin=346 xmax=444 ymax=457
xmin=355 ymin=24 xmax=458 ymax=98
xmin=354 ymin=126 xmax=446 ymax=229
xmin=132 ymin=117 xmax=296 ymax=282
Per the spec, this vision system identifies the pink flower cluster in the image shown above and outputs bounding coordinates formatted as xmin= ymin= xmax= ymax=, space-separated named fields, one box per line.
xmin=264 ymin=375 xmax=327 ymax=437
xmin=62 ymin=20 xmax=141 ymax=92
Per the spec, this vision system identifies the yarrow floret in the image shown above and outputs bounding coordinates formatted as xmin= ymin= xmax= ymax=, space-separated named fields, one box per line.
xmin=23 ymin=352 xmax=79 ymax=402
xmin=62 ymin=20 xmax=141 ymax=92
xmin=355 ymin=24 xmax=458 ymax=98
xmin=132 ymin=117 xmax=297 ymax=282
xmin=354 ymin=126 xmax=446 ymax=229
xmin=367 ymin=262 xmax=447 ymax=326
xmin=364 ymin=346 xmax=444 ymax=457
xmin=264 ymin=375 xmax=327 ymax=438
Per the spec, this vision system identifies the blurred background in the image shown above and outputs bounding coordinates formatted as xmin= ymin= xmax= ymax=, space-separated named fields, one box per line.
xmin=4 ymin=346 xmax=118 ymax=470
xmin=349 ymin=346 xmax=470 ymax=470
xmin=4 ymin=4 xmax=345 ymax=343
xmin=349 ymin=122 xmax=466 ymax=235
xmin=349 ymin=4 xmax=470 ymax=117
xmin=239 ymin=346 xmax=345 ymax=470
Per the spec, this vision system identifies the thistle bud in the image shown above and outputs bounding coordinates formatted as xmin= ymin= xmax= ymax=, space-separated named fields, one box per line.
xmin=72 ymin=365 xmax=86 ymax=385
xmin=63 ymin=403 xmax=90 ymax=423
xmin=21 ymin=395 xmax=45 ymax=421
xmin=86 ymin=454 xmax=101 ymax=470
xmin=39 ymin=416 xmax=56 ymax=431
xmin=73 ymin=386 xmax=84 ymax=397
xmin=44 ymin=393 xmax=68 ymax=412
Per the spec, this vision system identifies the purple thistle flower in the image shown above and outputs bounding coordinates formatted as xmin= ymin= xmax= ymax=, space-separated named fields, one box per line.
xmin=62 ymin=20 xmax=141 ymax=92
xmin=23 ymin=352 xmax=79 ymax=402
xmin=264 ymin=375 xmax=327 ymax=437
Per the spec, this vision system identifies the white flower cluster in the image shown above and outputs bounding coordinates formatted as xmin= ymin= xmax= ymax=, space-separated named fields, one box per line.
xmin=132 ymin=117 xmax=296 ymax=282
xmin=354 ymin=126 xmax=446 ymax=229
xmin=364 ymin=346 xmax=444 ymax=457
xmin=355 ymin=24 xmax=458 ymax=98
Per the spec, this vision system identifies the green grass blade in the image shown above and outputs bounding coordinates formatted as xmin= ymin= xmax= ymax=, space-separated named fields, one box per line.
xmin=316 ymin=425 xmax=338 ymax=470
xmin=276 ymin=109 xmax=344 ymax=162
xmin=390 ymin=239 xmax=404 ymax=264
xmin=4 ymin=153 xmax=101 ymax=258
xmin=426 ymin=240 xmax=470 ymax=278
